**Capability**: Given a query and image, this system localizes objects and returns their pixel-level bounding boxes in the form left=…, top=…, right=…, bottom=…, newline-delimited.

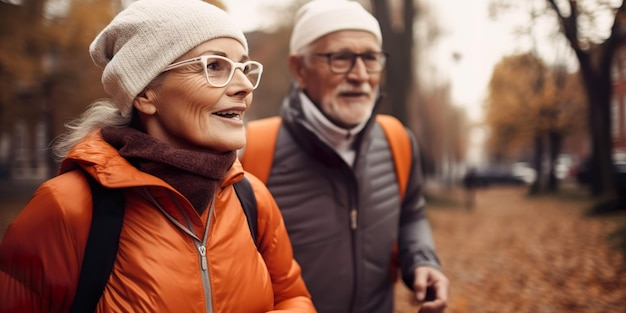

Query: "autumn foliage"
left=0, top=0, right=224, bottom=175
left=485, top=52, right=587, bottom=160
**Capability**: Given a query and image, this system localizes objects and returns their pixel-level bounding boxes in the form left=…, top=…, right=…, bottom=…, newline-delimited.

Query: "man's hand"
left=413, top=266, right=448, bottom=313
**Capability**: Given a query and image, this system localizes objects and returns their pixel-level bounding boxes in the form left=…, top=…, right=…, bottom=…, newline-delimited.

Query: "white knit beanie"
left=289, top=0, right=382, bottom=55
left=89, top=0, right=248, bottom=118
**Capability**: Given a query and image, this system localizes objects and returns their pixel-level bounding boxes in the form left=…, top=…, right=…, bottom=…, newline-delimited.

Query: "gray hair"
left=51, top=99, right=131, bottom=161
left=295, top=44, right=316, bottom=68
left=52, top=73, right=166, bottom=161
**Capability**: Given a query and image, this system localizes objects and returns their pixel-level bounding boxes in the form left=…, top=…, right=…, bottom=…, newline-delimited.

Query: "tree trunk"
left=545, top=0, right=622, bottom=197
left=547, top=130, right=562, bottom=192
left=579, top=64, right=615, bottom=196
left=371, top=0, right=414, bottom=124
left=530, top=133, right=545, bottom=194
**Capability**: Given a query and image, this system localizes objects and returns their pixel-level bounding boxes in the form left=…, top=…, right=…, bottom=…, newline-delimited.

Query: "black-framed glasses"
left=313, top=51, right=387, bottom=74
left=162, top=55, right=263, bottom=89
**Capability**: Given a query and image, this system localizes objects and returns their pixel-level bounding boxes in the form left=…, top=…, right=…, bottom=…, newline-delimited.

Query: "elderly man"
left=241, top=1, right=449, bottom=312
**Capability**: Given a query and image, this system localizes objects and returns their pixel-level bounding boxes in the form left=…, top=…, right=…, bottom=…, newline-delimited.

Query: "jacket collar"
left=59, top=130, right=244, bottom=190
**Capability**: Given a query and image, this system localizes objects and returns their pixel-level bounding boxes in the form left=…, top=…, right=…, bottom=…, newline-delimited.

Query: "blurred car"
left=472, top=166, right=527, bottom=187
left=573, top=157, right=626, bottom=192
left=555, top=154, right=578, bottom=180
left=511, top=162, right=536, bottom=184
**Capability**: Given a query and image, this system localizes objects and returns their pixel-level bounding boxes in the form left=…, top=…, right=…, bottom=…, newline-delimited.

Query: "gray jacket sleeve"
left=398, top=130, right=442, bottom=289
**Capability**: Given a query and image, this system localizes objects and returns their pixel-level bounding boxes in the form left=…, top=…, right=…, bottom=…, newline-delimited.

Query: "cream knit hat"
left=89, top=0, right=248, bottom=118
left=289, top=0, right=382, bottom=55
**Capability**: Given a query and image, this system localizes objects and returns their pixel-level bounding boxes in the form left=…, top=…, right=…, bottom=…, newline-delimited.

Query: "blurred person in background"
left=0, top=0, right=315, bottom=312
left=462, top=167, right=479, bottom=211
left=240, top=0, right=448, bottom=312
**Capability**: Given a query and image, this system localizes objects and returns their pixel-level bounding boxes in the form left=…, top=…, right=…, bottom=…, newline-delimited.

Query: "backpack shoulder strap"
left=71, top=175, right=259, bottom=312
left=241, top=116, right=282, bottom=184
left=377, top=115, right=413, bottom=281
left=242, top=115, right=411, bottom=197
left=376, top=114, right=412, bottom=200
left=233, top=176, right=258, bottom=247
left=71, top=175, right=125, bottom=313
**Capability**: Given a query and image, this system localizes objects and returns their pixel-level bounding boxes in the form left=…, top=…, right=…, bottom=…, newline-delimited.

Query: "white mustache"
left=336, top=83, right=372, bottom=94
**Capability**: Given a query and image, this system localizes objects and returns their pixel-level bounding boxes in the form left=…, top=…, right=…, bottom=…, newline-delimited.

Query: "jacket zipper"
left=197, top=195, right=215, bottom=313
left=141, top=189, right=215, bottom=313
left=198, top=246, right=208, bottom=270
left=195, top=236, right=212, bottom=313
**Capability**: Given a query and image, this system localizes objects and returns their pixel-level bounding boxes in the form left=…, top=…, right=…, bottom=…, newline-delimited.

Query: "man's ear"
left=288, top=55, right=306, bottom=90
left=133, top=88, right=157, bottom=115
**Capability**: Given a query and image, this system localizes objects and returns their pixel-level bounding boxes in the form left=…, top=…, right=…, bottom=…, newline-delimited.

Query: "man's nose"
left=346, top=57, right=370, bottom=81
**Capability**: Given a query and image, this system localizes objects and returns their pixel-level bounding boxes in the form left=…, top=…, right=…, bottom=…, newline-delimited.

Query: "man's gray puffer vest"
left=263, top=88, right=441, bottom=313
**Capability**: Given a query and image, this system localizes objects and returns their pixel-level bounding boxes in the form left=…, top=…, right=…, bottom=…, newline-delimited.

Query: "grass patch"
left=584, top=196, right=626, bottom=217
left=424, top=192, right=462, bottom=209
left=581, top=196, right=626, bottom=259
left=608, top=223, right=626, bottom=257
left=524, top=187, right=593, bottom=203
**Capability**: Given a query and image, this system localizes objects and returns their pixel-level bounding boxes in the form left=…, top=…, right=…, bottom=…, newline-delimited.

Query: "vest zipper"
left=350, top=206, right=358, bottom=312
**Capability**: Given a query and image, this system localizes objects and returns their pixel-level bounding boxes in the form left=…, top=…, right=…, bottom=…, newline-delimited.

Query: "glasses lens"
left=203, top=57, right=262, bottom=89
left=205, top=57, right=232, bottom=86
left=243, top=62, right=262, bottom=88
left=327, top=52, right=386, bottom=73
left=362, top=53, right=385, bottom=72
left=329, top=52, right=354, bottom=73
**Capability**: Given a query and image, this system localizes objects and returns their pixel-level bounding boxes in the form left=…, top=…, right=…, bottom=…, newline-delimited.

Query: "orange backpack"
left=240, top=114, right=412, bottom=280
left=241, top=114, right=412, bottom=197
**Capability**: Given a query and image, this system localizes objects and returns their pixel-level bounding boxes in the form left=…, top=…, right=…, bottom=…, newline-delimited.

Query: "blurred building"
left=0, top=120, right=49, bottom=181
left=612, top=36, right=626, bottom=157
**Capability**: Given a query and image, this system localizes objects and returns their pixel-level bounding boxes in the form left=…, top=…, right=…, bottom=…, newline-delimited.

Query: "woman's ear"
left=133, top=88, right=157, bottom=115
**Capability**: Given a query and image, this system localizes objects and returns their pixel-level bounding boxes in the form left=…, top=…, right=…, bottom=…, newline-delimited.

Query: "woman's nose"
left=229, top=68, right=254, bottom=94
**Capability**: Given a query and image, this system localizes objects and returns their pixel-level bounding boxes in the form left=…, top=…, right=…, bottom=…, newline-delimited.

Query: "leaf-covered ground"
left=394, top=186, right=626, bottom=313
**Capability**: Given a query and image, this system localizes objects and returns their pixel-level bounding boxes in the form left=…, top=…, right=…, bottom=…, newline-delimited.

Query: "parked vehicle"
left=511, top=162, right=536, bottom=184
left=573, top=157, right=626, bottom=192
left=471, top=165, right=527, bottom=187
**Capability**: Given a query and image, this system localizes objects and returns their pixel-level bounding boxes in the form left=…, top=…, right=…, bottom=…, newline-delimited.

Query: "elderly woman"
left=0, top=0, right=315, bottom=312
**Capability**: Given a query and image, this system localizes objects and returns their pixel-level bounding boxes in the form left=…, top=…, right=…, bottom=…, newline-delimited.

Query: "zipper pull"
left=350, top=209, right=357, bottom=230
left=198, top=245, right=207, bottom=271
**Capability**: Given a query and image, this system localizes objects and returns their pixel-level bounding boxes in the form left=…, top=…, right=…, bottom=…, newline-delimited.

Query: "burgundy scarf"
left=101, top=126, right=236, bottom=214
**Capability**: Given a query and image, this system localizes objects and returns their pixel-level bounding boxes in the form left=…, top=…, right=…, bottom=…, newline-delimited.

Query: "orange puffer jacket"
left=0, top=131, right=315, bottom=313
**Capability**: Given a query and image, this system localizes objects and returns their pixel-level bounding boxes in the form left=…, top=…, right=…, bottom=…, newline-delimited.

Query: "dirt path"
left=394, top=186, right=626, bottom=313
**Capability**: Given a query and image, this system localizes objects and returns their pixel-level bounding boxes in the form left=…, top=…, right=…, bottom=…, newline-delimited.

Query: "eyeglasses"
left=162, top=55, right=263, bottom=89
left=313, top=51, right=387, bottom=74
